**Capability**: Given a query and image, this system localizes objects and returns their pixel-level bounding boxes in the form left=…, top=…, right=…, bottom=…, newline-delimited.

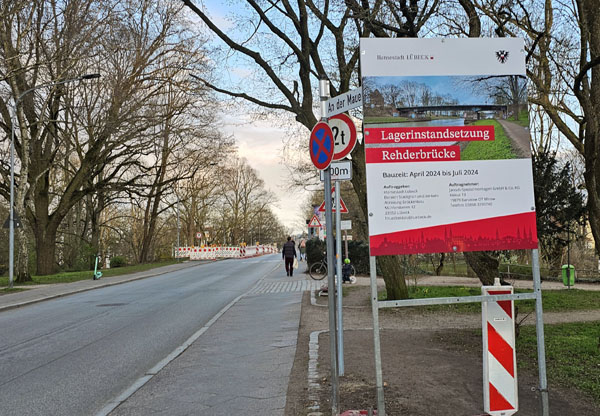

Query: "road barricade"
left=178, top=244, right=278, bottom=260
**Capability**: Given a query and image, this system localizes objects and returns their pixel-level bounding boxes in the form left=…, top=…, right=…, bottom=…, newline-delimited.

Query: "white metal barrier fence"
left=175, top=245, right=277, bottom=260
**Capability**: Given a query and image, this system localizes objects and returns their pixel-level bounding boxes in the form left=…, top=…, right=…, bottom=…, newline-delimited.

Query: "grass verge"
left=378, top=285, right=600, bottom=314
left=461, top=119, right=517, bottom=160
left=518, top=321, right=600, bottom=403
left=0, top=260, right=179, bottom=287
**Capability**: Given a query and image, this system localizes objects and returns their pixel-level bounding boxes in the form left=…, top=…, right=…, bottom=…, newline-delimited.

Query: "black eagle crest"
left=496, top=50, right=509, bottom=63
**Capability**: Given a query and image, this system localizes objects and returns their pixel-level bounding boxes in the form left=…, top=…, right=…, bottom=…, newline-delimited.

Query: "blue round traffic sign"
left=309, top=121, right=334, bottom=170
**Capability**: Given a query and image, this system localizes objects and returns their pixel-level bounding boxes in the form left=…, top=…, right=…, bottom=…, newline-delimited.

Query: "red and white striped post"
left=482, top=280, right=518, bottom=416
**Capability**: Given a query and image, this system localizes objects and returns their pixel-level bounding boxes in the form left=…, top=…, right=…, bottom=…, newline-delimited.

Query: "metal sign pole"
left=344, top=230, right=349, bottom=259
left=369, top=255, right=386, bottom=415
left=335, top=181, right=344, bottom=376
left=320, top=77, right=339, bottom=415
left=532, top=249, right=550, bottom=415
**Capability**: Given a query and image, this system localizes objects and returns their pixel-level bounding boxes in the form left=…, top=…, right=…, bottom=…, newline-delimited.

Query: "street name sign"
left=326, top=87, right=363, bottom=117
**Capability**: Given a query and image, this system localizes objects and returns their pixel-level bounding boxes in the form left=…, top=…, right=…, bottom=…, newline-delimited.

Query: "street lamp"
left=8, top=73, right=100, bottom=288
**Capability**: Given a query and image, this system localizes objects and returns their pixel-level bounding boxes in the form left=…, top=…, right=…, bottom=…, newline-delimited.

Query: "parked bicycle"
left=309, top=254, right=356, bottom=281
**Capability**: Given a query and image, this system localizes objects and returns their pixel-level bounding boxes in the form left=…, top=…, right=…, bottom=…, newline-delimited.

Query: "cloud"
left=222, top=117, right=310, bottom=234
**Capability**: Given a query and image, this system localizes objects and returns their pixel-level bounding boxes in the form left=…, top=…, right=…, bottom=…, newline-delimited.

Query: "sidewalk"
left=108, top=285, right=303, bottom=415
left=0, top=261, right=203, bottom=312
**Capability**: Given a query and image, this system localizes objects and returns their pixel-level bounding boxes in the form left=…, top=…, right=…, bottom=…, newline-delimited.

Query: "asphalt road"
left=0, top=255, right=280, bottom=415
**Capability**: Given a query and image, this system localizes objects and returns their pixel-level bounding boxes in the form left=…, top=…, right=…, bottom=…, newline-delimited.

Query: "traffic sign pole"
left=320, top=77, right=339, bottom=414
left=335, top=181, right=344, bottom=376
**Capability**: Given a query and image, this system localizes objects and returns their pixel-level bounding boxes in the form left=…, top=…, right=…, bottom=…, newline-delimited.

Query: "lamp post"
left=8, top=73, right=100, bottom=288
left=176, top=191, right=180, bottom=261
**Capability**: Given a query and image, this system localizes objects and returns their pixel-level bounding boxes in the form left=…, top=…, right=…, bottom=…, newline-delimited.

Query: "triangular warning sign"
left=318, top=187, right=349, bottom=213
left=308, top=214, right=322, bottom=228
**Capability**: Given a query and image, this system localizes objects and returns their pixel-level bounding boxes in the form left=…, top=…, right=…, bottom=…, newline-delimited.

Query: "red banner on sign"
left=365, top=146, right=461, bottom=163
left=369, top=212, right=538, bottom=256
left=365, top=125, right=495, bottom=144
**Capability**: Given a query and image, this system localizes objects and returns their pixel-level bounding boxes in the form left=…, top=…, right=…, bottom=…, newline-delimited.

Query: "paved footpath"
left=106, top=266, right=322, bottom=416
left=109, top=290, right=303, bottom=415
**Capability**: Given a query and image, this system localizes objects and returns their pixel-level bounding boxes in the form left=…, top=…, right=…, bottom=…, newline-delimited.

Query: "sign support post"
left=320, top=77, right=339, bottom=414
left=335, top=181, right=344, bottom=376
left=532, top=249, right=550, bottom=414
left=370, top=255, right=386, bottom=415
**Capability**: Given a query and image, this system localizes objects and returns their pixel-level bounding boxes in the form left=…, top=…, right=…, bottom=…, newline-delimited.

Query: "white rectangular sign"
left=361, top=38, right=538, bottom=256
left=326, top=87, right=363, bottom=117
left=320, top=160, right=352, bottom=181
left=340, top=220, right=352, bottom=230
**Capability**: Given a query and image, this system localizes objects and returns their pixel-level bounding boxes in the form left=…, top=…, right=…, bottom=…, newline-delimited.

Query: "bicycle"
left=309, top=255, right=356, bottom=281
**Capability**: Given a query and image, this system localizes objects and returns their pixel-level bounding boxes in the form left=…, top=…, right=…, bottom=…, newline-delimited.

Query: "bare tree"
left=217, top=156, right=277, bottom=245
left=0, top=0, right=222, bottom=277
left=182, top=0, right=443, bottom=299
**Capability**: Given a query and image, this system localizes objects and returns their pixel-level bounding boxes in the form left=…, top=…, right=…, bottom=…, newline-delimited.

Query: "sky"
left=220, top=115, right=312, bottom=234
left=188, top=1, right=314, bottom=234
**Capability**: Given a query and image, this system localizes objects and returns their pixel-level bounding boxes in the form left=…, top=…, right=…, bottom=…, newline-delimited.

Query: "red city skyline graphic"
left=369, top=212, right=538, bottom=255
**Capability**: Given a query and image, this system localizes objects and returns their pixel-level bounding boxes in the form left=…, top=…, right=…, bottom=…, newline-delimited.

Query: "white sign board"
left=340, top=220, right=352, bottom=230
left=326, top=87, right=363, bottom=117
left=320, top=160, right=352, bottom=182
left=361, top=38, right=537, bottom=257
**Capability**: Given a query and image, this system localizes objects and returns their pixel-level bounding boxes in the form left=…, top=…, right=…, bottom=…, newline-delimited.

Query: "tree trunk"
left=378, top=255, right=409, bottom=300
left=464, top=251, right=499, bottom=285
left=35, top=230, right=58, bottom=275
left=15, top=227, right=32, bottom=283
left=435, top=253, right=445, bottom=276
left=351, top=132, right=408, bottom=300
left=139, top=193, right=161, bottom=264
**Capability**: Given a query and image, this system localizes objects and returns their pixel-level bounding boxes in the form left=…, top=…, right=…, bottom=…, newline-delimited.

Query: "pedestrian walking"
left=299, top=238, right=306, bottom=261
left=282, top=236, right=297, bottom=277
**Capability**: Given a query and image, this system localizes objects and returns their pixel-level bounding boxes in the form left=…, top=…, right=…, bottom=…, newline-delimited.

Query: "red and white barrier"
left=482, top=283, right=518, bottom=416
left=175, top=244, right=276, bottom=260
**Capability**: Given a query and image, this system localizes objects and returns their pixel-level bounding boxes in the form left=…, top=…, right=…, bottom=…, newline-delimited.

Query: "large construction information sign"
left=361, top=38, right=538, bottom=255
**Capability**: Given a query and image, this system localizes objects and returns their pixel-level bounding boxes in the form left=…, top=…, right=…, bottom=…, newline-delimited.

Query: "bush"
left=110, top=256, right=127, bottom=268
left=346, top=240, right=371, bottom=275
left=306, top=238, right=326, bottom=265
left=305, top=238, right=373, bottom=276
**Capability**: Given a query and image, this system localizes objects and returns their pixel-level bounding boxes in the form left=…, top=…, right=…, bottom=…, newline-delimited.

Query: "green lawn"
left=0, top=260, right=178, bottom=287
left=364, top=116, right=411, bottom=124
left=518, top=322, right=600, bottom=403
left=508, top=110, right=530, bottom=127
left=379, top=285, right=600, bottom=314
left=460, top=119, right=517, bottom=160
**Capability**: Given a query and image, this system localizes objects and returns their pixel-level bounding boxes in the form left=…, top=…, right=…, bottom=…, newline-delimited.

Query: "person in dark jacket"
left=282, top=236, right=297, bottom=277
